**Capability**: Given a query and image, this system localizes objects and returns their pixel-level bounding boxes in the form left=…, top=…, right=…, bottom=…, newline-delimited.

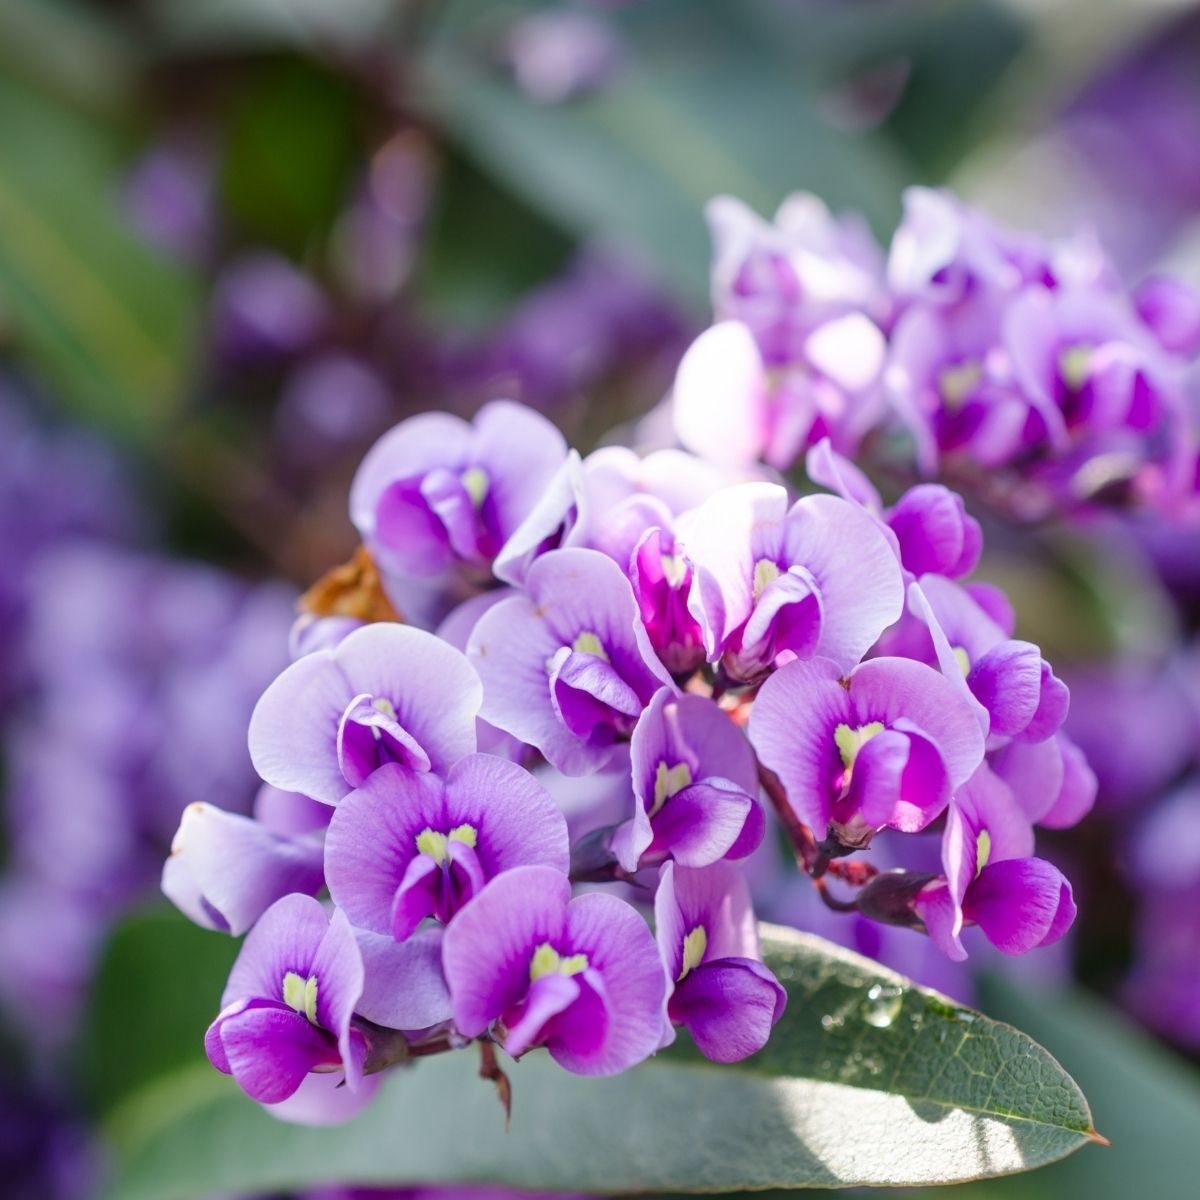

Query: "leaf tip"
left=1086, top=1128, right=1112, bottom=1147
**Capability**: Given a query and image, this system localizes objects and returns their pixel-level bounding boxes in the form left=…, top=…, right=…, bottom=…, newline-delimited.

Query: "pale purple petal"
left=780, top=494, right=905, bottom=673
left=254, top=784, right=332, bottom=837
left=249, top=624, right=482, bottom=804
left=1039, top=734, right=1097, bottom=830
left=555, top=890, right=667, bottom=1074
left=353, top=927, right=452, bottom=1031
left=469, top=548, right=674, bottom=775
left=680, top=482, right=788, bottom=661
left=263, top=1068, right=381, bottom=1126
left=325, top=758, right=569, bottom=937
left=655, top=861, right=760, bottom=973
left=673, top=321, right=768, bottom=468
left=311, top=908, right=367, bottom=1084
left=162, top=802, right=325, bottom=936
left=748, top=656, right=851, bottom=831
left=848, top=657, right=985, bottom=790
left=222, top=893, right=331, bottom=1009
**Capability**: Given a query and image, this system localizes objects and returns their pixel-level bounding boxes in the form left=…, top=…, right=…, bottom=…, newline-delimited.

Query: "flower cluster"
left=169, top=391, right=1091, bottom=1122
left=673, top=188, right=1200, bottom=518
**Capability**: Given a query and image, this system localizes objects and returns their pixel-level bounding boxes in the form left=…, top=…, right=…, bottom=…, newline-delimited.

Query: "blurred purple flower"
left=505, top=10, right=622, bottom=105
left=122, top=138, right=216, bottom=263
left=212, top=253, right=329, bottom=364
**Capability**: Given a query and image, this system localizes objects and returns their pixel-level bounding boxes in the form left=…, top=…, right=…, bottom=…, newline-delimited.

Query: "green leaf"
left=900, top=975, right=1200, bottom=1198
left=0, top=72, right=200, bottom=441
left=101, top=924, right=1097, bottom=1199
left=219, top=57, right=364, bottom=256
left=415, top=0, right=908, bottom=308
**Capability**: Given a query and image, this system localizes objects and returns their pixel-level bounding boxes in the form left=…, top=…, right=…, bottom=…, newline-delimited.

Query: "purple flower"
left=886, top=187, right=1060, bottom=311
left=989, top=732, right=1097, bottom=831
left=682, top=483, right=904, bottom=680
left=122, top=138, right=215, bottom=263
left=627, top=524, right=706, bottom=676
left=350, top=400, right=567, bottom=580
left=673, top=192, right=887, bottom=469
left=467, top=548, right=675, bottom=774
left=655, top=861, right=786, bottom=1063
left=505, top=10, right=622, bottom=105
left=886, top=486, right=982, bottom=579
left=916, top=766, right=1076, bottom=960
left=749, top=656, right=985, bottom=846
left=1062, top=657, right=1196, bottom=810
left=162, top=801, right=325, bottom=936
left=248, top=623, right=482, bottom=804
left=900, top=577, right=1069, bottom=742
left=206, top=895, right=367, bottom=1106
left=806, top=438, right=982, bottom=579
left=674, top=317, right=887, bottom=471
left=212, top=253, right=329, bottom=364
left=324, top=757, right=570, bottom=941
left=1133, top=275, right=1200, bottom=358
left=441, top=865, right=667, bottom=1075
left=1125, top=784, right=1200, bottom=1046
left=611, top=689, right=763, bottom=872
left=708, top=192, right=885, bottom=359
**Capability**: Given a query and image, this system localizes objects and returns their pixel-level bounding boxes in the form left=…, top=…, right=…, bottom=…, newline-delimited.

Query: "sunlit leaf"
left=100, top=924, right=1097, bottom=1198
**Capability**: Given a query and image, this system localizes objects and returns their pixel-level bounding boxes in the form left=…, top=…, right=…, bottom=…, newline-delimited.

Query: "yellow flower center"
left=282, top=971, right=319, bottom=1025
left=529, top=943, right=589, bottom=982
left=415, top=823, right=479, bottom=865
left=678, top=925, right=708, bottom=981
left=650, top=761, right=693, bottom=817
left=834, top=721, right=886, bottom=771
left=572, top=631, right=609, bottom=661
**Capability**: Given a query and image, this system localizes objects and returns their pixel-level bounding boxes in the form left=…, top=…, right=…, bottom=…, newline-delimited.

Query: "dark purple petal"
left=886, top=485, right=982, bottom=579
left=503, top=973, right=581, bottom=1059
left=967, top=641, right=1044, bottom=738
left=965, top=857, right=1076, bottom=955
left=670, top=958, right=786, bottom=1063
left=217, top=1005, right=340, bottom=1104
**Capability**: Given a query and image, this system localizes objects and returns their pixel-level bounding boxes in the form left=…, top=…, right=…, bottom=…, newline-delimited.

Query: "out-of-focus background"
left=3, top=1, right=1200, bottom=1197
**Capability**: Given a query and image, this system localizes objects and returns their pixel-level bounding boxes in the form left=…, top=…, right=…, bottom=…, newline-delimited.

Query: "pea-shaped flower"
left=442, top=866, right=667, bottom=1075
left=681, top=483, right=904, bottom=681
left=468, top=548, right=675, bottom=775
left=611, top=689, right=763, bottom=872
left=350, top=400, right=568, bottom=578
left=749, top=655, right=984, bottom=847
left=248, top=623, right=482, bottom=804
left=916, top=765, right=1076, bottom=960
left=205, top=895, right=366, bottom=1106
left=656, top=861, right=786, bottom=1063
left=324, top=757, right=570, bottom=941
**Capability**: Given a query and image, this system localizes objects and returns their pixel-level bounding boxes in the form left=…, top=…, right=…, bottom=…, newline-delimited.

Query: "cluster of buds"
left=674, top=188, right=1200, bottom=518
left=164, top=377, right=1093, bottom=1122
